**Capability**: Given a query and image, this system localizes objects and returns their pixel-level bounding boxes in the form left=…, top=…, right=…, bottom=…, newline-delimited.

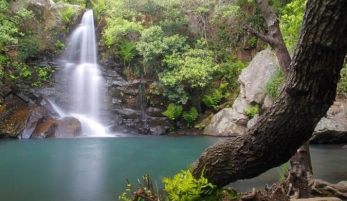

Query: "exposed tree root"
left=232, top=169, right=347, bottom=201
left=308, top=174, right=347, bottom=199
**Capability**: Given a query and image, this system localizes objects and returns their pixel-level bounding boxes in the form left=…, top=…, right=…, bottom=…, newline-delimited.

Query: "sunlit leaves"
left=0, top=1, right=33, bottom=49
left=137, top=26, right=186, bottom=63
left=160, top=39, right=216, bottom=104
left=280, top=0, right=306, bottom=52
left=102, top=18, right=143, bottom=47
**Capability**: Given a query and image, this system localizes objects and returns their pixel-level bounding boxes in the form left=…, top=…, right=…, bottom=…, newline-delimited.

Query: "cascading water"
left=58, top=9, right=107, bottom=136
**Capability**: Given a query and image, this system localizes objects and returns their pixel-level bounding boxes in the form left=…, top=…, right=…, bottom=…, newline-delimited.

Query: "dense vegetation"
left=0, top=0, right=311, bottom=120
left=2, top=0, right=347, bottom=200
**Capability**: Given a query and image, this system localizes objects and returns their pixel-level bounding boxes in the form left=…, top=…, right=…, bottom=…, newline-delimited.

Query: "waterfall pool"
left=0, top=136, right=346, bottom=201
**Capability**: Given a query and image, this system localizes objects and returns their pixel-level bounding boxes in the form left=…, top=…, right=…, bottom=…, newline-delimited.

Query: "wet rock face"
left=0, top=97, right=48, bottom=138
left=30, top=116, right=81, bottom=138
left=102, top=67, right=174, bottom=135
left=0, top=96, right=81, bottom=139
left=54, top=116, right=81, bottom=138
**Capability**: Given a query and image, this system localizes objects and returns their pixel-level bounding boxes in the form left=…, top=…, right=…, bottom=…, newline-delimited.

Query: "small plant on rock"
left=245, top=105, right=259, bottom=118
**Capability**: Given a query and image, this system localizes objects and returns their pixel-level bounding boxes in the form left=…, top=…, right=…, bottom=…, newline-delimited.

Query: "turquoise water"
left=0, top=136, right=346, bottom=201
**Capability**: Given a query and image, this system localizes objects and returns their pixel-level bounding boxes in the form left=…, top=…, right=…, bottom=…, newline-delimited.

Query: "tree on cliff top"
left=191, top=0, right=347, bottom=191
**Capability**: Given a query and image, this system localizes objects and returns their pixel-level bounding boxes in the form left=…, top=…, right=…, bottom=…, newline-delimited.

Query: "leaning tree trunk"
left=192, top=0, right=347, bottom=188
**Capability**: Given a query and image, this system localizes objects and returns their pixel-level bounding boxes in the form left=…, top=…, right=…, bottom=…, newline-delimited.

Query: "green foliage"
left=337, top=64, right=347, bottom=97
left=18, top=35, right=42, bottom=61
left=162, top=103, right=183, bottom=121
left=54, top=40, right=65, bottom=54
left=5, top=61, right=54, bottom=87
left=116, top=40, right=137, bottom=64
left=59, top=6, right=74, bottom=24
left=247, top=36, right=258, bottom=48
left=0, top=55, right=8, bottom=79
left=276, top=163, right=289, bottom=181
left=279, top=0, right=306, bottom=52
left=91, top=0, right=107, bottom=20
left=183, top=107, right=198, bottom=127
left=202, top=89, right=223, bottom=110
left=245, top=105, right=259, bottom=118
left=55, top=40, right=65, bottom=49
left=162, top=169, right=216, bottom=201
left=137, top=26, right=186, bottom=65
left=103, top=17, right=143, bottom=47
left=0, top=1, right=33, bottom=49
left=160, top=39, right=216, bottom=104
left=265, top=67, right=285, bottom=100
left=31, top=66, right=55, bottom=87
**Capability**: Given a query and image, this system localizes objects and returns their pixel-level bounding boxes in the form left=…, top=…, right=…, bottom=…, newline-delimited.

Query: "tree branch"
left=192, top=0, right=347, bottom=188
left=242, top=0, right=291, bottom=78
left=242, top=25, right=275, bottom=45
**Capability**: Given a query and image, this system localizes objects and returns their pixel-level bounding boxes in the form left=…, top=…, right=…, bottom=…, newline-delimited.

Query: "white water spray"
left=60, top=10, right=106, bottom=136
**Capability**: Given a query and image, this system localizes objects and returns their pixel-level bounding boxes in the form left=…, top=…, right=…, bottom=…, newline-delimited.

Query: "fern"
left=162, top=169, right=215, bottom=201
left=116, top=40, right=136, bottom=64
left=162, top=103, right=183, bottom=121
left=183, top=107, right=198, bottom=127
left=202, top=89, right=223, bottom=109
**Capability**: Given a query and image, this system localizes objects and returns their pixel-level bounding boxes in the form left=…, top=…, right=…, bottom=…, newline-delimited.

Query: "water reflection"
left=0, top=137, right=345, bottom=201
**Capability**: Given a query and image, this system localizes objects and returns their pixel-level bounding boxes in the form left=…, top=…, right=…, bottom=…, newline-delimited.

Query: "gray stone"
left=310, top=101, right=347, bottom=143
left=204, top=49, right=278, bottom=136
left=239, top=48, right=279, bottom=104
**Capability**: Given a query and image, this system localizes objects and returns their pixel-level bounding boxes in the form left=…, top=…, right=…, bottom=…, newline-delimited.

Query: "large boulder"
left=0, top=97, right=48, bottom=138
left=205, top=49, right=347, bottom=143
left=310, top=100, right=347, bottom=143
left=0, top=96, right=81, bottom=139
left=204, top=49, right=278, bottom=136
left=30, top=116, right=81, bottom=138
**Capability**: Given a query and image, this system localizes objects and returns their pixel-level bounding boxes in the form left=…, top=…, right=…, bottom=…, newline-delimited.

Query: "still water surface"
left=0, top=136, right=346, bottom=201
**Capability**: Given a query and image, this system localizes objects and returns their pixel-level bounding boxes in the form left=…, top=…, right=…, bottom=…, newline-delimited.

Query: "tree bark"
left=192, top=0, right=347, bottom=188
left=243, top=0, right=291, bottom=78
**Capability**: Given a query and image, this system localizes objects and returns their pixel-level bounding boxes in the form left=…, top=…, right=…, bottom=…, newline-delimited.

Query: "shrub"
left=18, top=35, right=42, bottom=61
left=245, top=105, right=259, bottom=118
left=183, top=107, right=198, bottom=127
left=247, top=36, right=258, bottom=48
left=162, top=169, right=216, bottom=201
left=116, top=40, right=136, bottom=64
left=162, top=103, right=183, bottom=121
left=202, top=89, right=223, bottom=110
left=59, top=6, right=74, bottom=24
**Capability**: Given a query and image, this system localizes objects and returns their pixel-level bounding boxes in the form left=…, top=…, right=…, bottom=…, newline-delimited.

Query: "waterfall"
left=59, top=10, right=107, bottom=136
